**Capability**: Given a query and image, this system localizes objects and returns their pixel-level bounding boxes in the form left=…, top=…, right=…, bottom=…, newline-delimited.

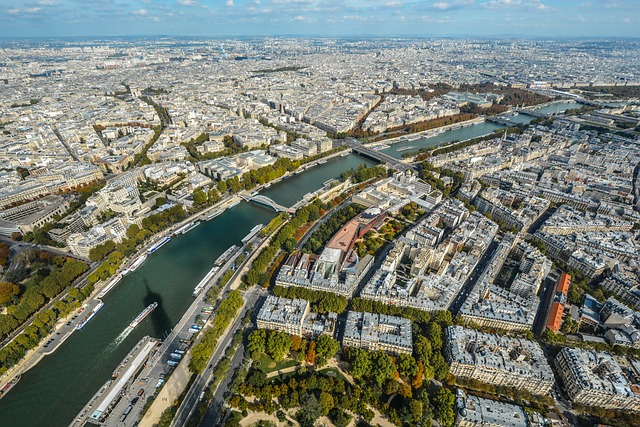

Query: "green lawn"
left=254, top=354, right=299, bottom=374
left=317, top=367, right=349, bottom=383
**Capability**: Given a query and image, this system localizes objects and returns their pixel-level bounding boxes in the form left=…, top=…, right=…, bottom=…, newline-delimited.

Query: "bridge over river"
left=240, top=194, right=296, bottom=213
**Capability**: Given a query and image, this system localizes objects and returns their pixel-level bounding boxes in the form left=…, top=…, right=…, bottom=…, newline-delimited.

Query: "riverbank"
left=366, top=116, right=486, bottom=148
left=142, top=173, right=368, bottom=426
left=0, top=153, right=378, bottom=427
left=0, top=193, right=243, bottom=398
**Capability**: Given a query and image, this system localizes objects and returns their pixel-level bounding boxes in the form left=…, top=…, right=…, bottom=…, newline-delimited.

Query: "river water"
left=380, top=121, right=504, bottom=159
left=379, top=101, right=583, bottom=160
left=0, top=153, right=374, bottom=427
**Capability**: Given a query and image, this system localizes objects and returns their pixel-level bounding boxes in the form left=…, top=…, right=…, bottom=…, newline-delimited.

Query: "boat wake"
left=109, top=327, right=132, bottom=350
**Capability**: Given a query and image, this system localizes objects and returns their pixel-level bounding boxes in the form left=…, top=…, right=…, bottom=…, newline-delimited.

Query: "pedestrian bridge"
left=240, top=194, right=296, bottom=213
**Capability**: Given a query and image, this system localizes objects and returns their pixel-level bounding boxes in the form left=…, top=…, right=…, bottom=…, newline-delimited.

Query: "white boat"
left=173, top=222, right=192, bottom=235
left=128, top=254, right=147, bottom=273
left=98, top=276, right=122, bottom=298
left=147, top=236, right=171, bottom=254
left=207, top=209, right=224, bottom=220
left=76, top=302, right=104, bottom=331
left=317, top=159, right=327, bottom=164
left=181, top=221, right=200, bottom=235
left=396, top=146, right=416, bottom=152
left=128, top=302, right=158, bottom=329
left=215, top=245, right=238, bottom=267
left=193, top=266, right=219, bottom=297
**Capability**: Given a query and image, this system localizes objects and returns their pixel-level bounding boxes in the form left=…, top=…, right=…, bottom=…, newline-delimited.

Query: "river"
left=380, top=121, right=505, bottom=159
left=532, top=101, right=583, bottom=114
left=0, top=153, right=375, bottom=427
left=379, top=100, right=586, bottom=160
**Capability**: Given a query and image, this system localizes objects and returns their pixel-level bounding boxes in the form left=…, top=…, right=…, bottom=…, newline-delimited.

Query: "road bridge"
left=344, top=138, right=417, bottom=172
left=485, top=116, right=522, bottom=127
left=513, top=107, right=551, bottom=118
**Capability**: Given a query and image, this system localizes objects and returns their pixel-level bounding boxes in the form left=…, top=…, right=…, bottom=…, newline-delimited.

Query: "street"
left=170, top=286, right=264, bottom=427
left=198, top=339, right=246, bottom=427
left=449, top=240, right=499, bottom=315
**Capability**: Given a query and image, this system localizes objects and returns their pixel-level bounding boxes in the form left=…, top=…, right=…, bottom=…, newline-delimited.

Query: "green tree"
left=432, top=352, right=450, bottom=381
left=296, top=393, right=322, bottom=427
left=266, top=330, right=291, bottom=361
left=217, top=180, right=227, bottom=193
left=0, top=243, right=10, bottom=267
left=126, top=224, right=141, bottom=240
left=407, top=399, right=424, bottom=424
left=427, top=322, right=443, bottom=350
left=193, top=189, right=208, bottom=206
left=248, top=329, right=267, bottom=356
left=282, top=237, right=297, bottom=253
left=432, top=387, right=455, bottom=427
left=414, top=335, right=433, bottom=362
left=371, top=351, right=396, bottom=386
left=318, top=391, right=334, bottom=415
left=329, top=408, right=352, bottom=427
left=315, top=335, right=340, bottom=361
left=397, top=353, right=418, bottom=378
left=348, top=347, right=371, bottom=379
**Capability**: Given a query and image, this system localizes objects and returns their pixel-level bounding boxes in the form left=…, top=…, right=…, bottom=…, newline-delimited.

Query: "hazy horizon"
left=1, top=0, right=638, bottom=39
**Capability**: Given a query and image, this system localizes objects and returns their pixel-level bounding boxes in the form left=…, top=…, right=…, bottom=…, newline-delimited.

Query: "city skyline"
left=1, top=0, right=639, bottom=38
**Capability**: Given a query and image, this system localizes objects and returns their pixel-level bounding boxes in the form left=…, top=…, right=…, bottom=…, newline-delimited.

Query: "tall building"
left=445, top=326, right=554, bottom=395
left=256, top=295, right=336, bottom=338
left=555, top=347, right=640, bottom=411
left=342, top=311, right=413, bottom=355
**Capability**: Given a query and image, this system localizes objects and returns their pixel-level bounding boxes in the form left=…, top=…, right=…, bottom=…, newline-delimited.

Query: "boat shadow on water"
left=142, top=282, right=172, bottom=339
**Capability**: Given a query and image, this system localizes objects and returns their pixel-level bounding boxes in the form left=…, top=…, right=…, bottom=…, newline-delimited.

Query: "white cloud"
left=294, top=15, right=304, bottom=20
left=7, top=8, right=20, bottom=14
left=35, top=0, right=57, bottom=5
left=385, top=1, right=403, bottom=7
left=420, top=15, right=453, bottom=23
left=342, top=14, right=367, bottom=21
left=25, top=7, right=42, bottom=13
left=226, top=0, right=234, bottom=5
left=133, top=8, right=148, bottom=15
left=430, top=0, right=473, bottom=10
left=482, top=0, right=554, bottom=11
left=271, top=0, right=313, bottom=4
left=177, top=0, right=198, bottom=6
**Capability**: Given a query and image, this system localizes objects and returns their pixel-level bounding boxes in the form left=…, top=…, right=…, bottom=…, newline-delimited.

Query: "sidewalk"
left=139, top=352, right=193, bottom=427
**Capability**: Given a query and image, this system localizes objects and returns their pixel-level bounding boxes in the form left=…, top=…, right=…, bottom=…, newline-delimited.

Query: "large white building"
left=66, top=217, right=128, bottom=258
left=455, top=390, right=528, bottom=427
left=445, top=326, right=554, bottom=395
left=555, top=347, right=640, bottom=411
left=256, top=295, right=336, bottom=338
left=342, top=311, right=413, bottom=355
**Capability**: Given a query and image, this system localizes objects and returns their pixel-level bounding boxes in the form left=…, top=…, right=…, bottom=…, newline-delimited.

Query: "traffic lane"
left=200, top=328, right=247, bottom=427
left=172, top=289, right=260, bottom=426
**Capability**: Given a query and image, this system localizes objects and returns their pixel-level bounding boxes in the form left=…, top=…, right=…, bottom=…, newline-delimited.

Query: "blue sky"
left=0, top=0, right=638, bottom=38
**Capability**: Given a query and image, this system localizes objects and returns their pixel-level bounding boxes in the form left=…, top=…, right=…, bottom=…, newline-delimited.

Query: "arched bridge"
left=240, top=194, right=296, bottom=213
